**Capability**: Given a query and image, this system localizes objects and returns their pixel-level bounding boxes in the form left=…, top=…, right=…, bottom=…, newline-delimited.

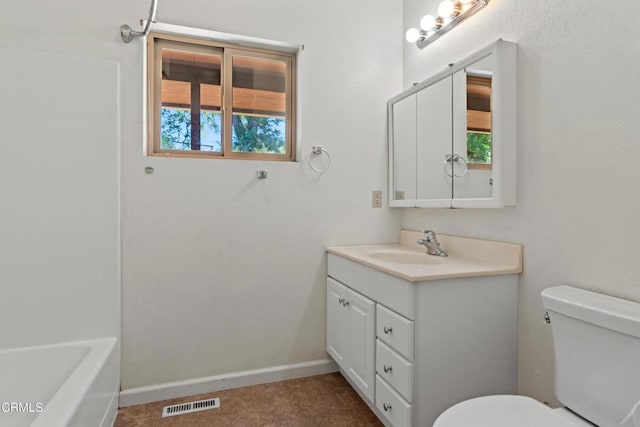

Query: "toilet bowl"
left=433, top=285, right=640, bottom=427
left=434, top=395, right=592, bottom=427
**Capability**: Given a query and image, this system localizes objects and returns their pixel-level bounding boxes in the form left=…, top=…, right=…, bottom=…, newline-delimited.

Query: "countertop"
left=327, top=230, right=522, bottom=282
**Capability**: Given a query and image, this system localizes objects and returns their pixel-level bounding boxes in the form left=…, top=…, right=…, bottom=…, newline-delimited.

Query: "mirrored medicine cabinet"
left=388, top=39, right=517, bottom=208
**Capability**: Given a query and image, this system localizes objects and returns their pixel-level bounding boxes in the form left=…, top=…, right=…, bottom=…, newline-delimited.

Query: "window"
left=148, top=33, right=296, bottom=160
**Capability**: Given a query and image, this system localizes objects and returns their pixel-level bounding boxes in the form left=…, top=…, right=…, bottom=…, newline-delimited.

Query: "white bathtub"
left=0, top=338, right=119, bottom=427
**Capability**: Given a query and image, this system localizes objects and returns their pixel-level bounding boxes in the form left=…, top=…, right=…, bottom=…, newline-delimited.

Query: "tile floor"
left=115, top=373, right=383, bottom=426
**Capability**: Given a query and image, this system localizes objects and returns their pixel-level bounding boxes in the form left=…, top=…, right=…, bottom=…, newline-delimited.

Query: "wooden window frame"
left=147, top=33, right=296, bottom=161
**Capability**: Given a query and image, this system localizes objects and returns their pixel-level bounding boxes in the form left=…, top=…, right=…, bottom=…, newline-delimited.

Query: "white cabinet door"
left=327, top=278, right=349, bottom=370
left=450, top=42, right=517, bottom=207
left=391, top=93, right=417, bottom=201
left=345, top=286, right=375, bottom=403
left=452, top=61, right=493, bottom=201
left=416, top=75, right=453, bottom=205
left=326, top=278, right=376, bottom=403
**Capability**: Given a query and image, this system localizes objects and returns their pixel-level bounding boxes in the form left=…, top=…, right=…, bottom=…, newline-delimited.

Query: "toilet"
left=434, top=285, right=640, bottom=427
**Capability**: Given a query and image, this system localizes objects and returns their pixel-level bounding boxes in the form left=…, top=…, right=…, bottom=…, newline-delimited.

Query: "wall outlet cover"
left=372, top=191, right=382, bottom=208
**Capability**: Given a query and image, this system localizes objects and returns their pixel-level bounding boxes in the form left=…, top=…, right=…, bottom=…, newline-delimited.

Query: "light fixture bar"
left=414, top=0, right=490, bottom=49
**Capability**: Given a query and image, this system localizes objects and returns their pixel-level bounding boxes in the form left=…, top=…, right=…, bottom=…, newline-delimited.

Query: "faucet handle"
left=422, top=230, right=436, bottom=241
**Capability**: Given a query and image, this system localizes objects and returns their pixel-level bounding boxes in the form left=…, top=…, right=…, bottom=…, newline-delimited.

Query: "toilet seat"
left=434, top=395, right=592, bottom=427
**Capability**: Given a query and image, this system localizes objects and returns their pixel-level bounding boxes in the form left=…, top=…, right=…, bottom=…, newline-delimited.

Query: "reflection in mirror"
left=392, top=94, right=417, bottom=201
left=466, top=74, right=492, bottom=170
left=417, top=76, right=453, bottom=201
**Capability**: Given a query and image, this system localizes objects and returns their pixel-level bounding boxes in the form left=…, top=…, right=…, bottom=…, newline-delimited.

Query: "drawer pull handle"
left=343, top=300, right=350, bottom=307
left=338, top=298, right=344, bottom=304
left=383, top=403, right=392, bottom=412
left=383, top=364, right=393, bottom=373
left=383, top=326, right=393, bottom=334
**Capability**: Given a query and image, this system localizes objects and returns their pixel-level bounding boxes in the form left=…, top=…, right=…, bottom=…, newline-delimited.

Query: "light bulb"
left=437, top=0, right=455, bottom=18
left=459, top=0, right=473, bottom=11
left=420, top=14, right=436, bottom=31
left=405, top=27, right=421, bottom=43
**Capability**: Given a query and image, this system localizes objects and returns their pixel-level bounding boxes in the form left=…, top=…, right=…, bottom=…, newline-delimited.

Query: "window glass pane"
left=200, top=83, right=221, bottom=152
left=161, top=104, right=190, bottom=150
left=231, top=56, right=287, bottom=154
left=161, top=48, right=222, bottom=152
left=467, top=131, right=492, bottom=164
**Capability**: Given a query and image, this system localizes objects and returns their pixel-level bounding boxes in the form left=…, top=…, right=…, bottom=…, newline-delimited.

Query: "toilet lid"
left=434, top=395, right=580, bottom=427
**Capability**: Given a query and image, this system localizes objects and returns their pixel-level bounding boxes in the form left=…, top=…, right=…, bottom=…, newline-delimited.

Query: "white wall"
left=1, top=0, right=403, bottom=390
left=402, top=0, right=640, bottom=404
left=0, top=48, right=120, bottom=349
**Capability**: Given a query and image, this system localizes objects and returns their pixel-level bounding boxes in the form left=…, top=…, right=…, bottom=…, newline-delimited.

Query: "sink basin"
left=368, top=250, right=443, bottom=264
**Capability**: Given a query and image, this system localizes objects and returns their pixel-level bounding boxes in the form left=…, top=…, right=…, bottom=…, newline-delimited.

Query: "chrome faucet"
left=417, top=230, right=448, bottom=257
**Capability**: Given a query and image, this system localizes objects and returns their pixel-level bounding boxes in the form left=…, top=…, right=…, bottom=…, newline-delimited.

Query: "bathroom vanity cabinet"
left=326, top=232, right=522, bottom=427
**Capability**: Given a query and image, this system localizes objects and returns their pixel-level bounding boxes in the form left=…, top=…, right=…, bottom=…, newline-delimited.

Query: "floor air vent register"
left=162, top=397, right=221, bottom=417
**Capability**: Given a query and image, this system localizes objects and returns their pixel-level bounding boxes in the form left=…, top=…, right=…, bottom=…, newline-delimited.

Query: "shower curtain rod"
left=120, top=0, right=158, bottom=43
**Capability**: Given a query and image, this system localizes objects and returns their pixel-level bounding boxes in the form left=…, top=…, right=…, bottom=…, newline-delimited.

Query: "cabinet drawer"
left=377, top=305, right=414, bottom=361
left=376, top=340, right=413, bottom=403
left=375, top=375, right=412, bottom=427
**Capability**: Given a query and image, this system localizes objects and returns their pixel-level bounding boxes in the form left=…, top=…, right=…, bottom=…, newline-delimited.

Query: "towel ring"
left=309, top=145, right=331, bottom=173
left=443, top=153, right=468, bottom=178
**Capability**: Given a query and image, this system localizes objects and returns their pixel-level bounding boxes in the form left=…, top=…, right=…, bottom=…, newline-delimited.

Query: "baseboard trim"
left=118, top=359, right=338, bottom=407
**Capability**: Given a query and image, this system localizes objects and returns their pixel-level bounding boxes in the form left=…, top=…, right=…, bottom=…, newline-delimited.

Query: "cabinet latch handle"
left=383, top=326, right=393, bottom=334
left=383, top=403, right=392, bottom=412
left=383, top=364, right=393, bottom=373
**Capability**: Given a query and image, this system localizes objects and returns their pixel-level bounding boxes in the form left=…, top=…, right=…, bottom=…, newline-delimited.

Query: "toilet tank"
left=542, top=286, right=640, bottom=427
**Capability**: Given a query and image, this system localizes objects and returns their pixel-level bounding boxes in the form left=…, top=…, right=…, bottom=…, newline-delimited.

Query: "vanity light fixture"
left=406, top=0, right=490, bottom=49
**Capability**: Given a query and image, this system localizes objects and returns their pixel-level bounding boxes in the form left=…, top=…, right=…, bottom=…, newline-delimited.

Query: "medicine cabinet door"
left=391, top=93, right=417, bottom=201
left=416, top=75, right=453, bottom=205
left=451, top=40, right=517, bottom=208
left=451, top=54, right=494, bottom=201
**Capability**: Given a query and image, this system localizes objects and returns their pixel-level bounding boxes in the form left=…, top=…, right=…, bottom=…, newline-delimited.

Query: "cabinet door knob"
left=383, top=326, right=393, bottom=334
left=343, top=300, right=350, bottom=307
left=383, top=403, right=392, bottom=412
left=338, top=297, right=345, bottom=304
left=383, top=364, right=393, bottom=373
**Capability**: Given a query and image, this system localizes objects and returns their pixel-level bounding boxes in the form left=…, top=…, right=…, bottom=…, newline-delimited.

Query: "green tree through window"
left=467, top=132, right=492, bottom=164
left=232, top=115, right=285, bottom=153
